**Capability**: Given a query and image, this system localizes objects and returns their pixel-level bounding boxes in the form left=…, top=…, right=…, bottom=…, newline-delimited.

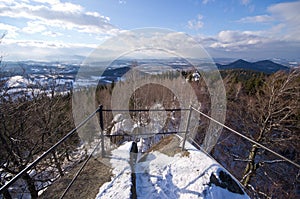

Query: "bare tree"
left=221, top=69, right=300, bottom=198
left=0, top=67, right=79, bottom=198
left=241, top=69, right=300, bottom=186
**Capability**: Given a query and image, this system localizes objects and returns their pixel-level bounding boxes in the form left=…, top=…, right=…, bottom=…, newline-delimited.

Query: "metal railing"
left=186, top=105, right=300, bottom=198
left=1, top=104, right=299, bottom=198
left=0, top=105, right=190, bottom=198
left=99, top=107, right=190, bottom=156
left=188, top=105, right=300, bottom=169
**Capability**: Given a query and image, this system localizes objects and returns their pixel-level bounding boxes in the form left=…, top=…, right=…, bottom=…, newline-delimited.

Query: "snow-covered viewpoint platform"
left=96, top=135, right=249, bottom=199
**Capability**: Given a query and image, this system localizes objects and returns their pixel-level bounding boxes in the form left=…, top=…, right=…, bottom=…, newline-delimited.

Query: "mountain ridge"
left=216, top=59, right=289, bottom=74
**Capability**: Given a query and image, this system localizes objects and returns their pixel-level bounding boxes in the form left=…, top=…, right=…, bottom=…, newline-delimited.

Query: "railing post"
left=98, top=105, right=105, bottom=158
left=182, top=105, right=193, bottom=151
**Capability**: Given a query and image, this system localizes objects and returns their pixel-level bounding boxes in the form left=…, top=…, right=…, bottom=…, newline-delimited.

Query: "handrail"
left=0, top=106, right=189, bottom=196
left=103, top=108, right=190, bottom=112
left=2, top=104, right=299, bottom=198
left=104, top=131, right=186, bottom=137
left=190, top=105, right=300, bottom=169
left=0, top=106, right=101, bottom=194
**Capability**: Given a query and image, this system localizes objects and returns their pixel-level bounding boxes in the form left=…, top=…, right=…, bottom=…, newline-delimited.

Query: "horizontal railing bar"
left=102, top=108, right=190, bottom=112
left=0, top=107, right=101, bottom=194
left=104, top=131, right=186, bottom=137
left=190, top=106, right=300, bottom=169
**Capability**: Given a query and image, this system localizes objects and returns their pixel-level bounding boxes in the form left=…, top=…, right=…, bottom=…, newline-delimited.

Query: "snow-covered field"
left=96, top=138, right=249, bottom=199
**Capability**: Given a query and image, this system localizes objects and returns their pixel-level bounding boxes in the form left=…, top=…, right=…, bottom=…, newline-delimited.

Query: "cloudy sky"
left=0, top=0, right=299, bottom=62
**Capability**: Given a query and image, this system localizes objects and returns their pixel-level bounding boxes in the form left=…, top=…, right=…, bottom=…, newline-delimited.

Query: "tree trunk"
left=2, top=190, right=12, bottom=199
left=241, top=117, right=269, bottom=187
left=52, top=151, right=64, bottom=177
left=241, top=144, right=259, bottom=186
left=65, top=149, right=71, bottom=162
left=0, top=182, right=12, bottom=199
left=22, top=173, right=38, bottom=199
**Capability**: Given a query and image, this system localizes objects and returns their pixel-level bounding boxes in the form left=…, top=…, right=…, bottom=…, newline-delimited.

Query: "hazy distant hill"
left=216, top=59, right=290, bottom=74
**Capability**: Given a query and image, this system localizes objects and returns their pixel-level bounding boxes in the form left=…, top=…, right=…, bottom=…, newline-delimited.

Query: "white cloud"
left=200, top=1, right=300, bottom=59
left=83, top=29, right=215, bottom=62
left=202, top=0, right=214, bottom=4
left=236, top=1, right=300, bottom=41
left=0, top=0, right=15, bottom=5
left=0, top=23, right=19, bottom=38
left=22, top=21, right=46, bottom=34
left=218, top=30, right=262, bottom=43
left=268, top=1, right=300, bottom=41
left=0, top=38, right=97, bottom=61
left=206, top=1, right=300, bottom=59
left=118, top=0, right=126, bottom=4
left=195, top=26, right=300, bottom=60
left=2, top=38, right=98, bottom=49
left=1, top=1, right=299, bottom=61
left=237, top=15, right=273, bottom=23
left=0, top=0, right=118, bottom=35
left=42, top=31, right=63, bottom=37
left=30, top=0, right=59, bottom=4
left=207, top=30, right=268, bottom=51
left=0, top=0, right=120, bottom=61
left=241, top=0, right=250, bottom=6
left=51, top=2, right=83, bottom=13
left=187, top=15, right=204, bottom=30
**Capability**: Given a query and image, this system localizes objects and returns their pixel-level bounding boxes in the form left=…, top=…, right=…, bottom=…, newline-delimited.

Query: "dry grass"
left=180, top=150, right=190, bottom=157
left=40, top=158, right=112, bottom=199
left=147, top=135, right=189, bottom=157
left=138, top=135, right=191, bottom=164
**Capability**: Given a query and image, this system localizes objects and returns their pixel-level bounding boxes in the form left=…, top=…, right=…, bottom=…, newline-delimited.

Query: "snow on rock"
left=112, top=114, right=124, bottom=123
left=135, top=140, right=248, bottom=199
left=108, top=104, right=178, bottom=153
left=110, top=114, right=135, bottom=138
left=96, top=136, right=249, bottom=199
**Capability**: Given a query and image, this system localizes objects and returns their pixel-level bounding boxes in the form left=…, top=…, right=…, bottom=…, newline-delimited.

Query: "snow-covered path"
left=96, top=136, right=249, bottom=199
left=96, top=142, right=133, bottom=199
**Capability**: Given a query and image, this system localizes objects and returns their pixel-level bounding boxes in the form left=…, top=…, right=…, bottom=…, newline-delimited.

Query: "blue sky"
left=0, top=0, right=299, bottom=62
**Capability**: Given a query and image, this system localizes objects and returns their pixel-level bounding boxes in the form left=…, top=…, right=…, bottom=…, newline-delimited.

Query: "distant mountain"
left=102, top=66, right=131, bottom=77
left=216, top=59, right=290, bottom=74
